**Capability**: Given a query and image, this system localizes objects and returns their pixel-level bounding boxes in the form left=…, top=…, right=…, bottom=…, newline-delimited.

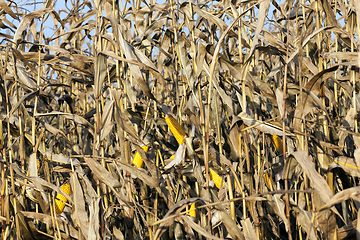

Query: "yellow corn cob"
left=210, top=168, right=224, bottom=189
left=55, top=182, right=71, bottom=214
left=132, top=146, right=150, bottom=168
left=189, top=203, right=196, bottom=218
left=271, top=135, right=287, bottom=154
left=165, top=115, right=186, bottom=145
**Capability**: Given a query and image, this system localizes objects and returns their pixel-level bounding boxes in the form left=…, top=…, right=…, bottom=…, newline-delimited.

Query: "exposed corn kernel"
left=165, top=115, right=186, bottom=145
left=189, top=203, right=196, bottom=218
left=132, top=146, right=150, bottom=168
left=55, top=182, right=71, bottom=214
left=271, top=135, right=287, bottom=154
left=210, top=168, right=224, bottom=189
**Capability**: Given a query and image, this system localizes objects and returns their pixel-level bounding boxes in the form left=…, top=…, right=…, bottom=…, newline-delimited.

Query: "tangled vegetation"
left=1, top=0, right=360, bottom=239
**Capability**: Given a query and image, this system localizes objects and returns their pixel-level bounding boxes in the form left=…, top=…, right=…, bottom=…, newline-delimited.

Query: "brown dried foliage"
left=0, top=0, right=360, bottom=239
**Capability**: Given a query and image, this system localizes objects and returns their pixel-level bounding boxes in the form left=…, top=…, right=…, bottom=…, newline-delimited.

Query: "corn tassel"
left=210, top=168, right=224, bottom=189
left=189, top=203, right=196, bottom=218
left=132, top=146, right=150, bottom=168
left=55, top=182, right=71, bottom=214
left=165, top=115, right=186, bottom=145
left=271, top=135, right=287, bottom=154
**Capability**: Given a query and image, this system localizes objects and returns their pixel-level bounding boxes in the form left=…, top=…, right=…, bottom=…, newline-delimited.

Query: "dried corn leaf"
left=154, top=198, right=204, bottom=239
left=114, top=104, right=144, bottom=146
left=271, top=194, right=289, bottom=232
left=293, top=206, right=316, bottom=240
left=293, top=65, right=339, bottom=128
left=100, top=100, right=114, bottom=141
left=181, top=215, right=223, bottom=240
left=28, top=153, right=37, bottom=177
left=338, top=108, right=356, bottom=150
left=164, top=143, right=186, bottom=171
left=239, top=112, right=294, bottom=136
left=12, top=163, right=73, bottom=203
left=241, top=218, right=257, bottom=240
left=88, top=197, right=101, bottom=240
left=354, top=1, right=360, bottom=42
left=13, top=8, right=60, bottom=47
left=43, top=122, right=66, bottom=139
left=0, top=0, right=18, bottom=20
left=330, top=156, right=360, bottom=178
left=94, top=52, right=107, bottom=99
left=117, top=25, right=156, bottom=100
left=291, top=151, right=332, bottom=203
left=318, top=186, right=360, bottom=211
left=16, top=65, right=37, bottom=90
left=44, top=152, right=81, bottom=165
left=115, top=159, right=160, bottom=188
left=20, top=211, right=79, bottom=238
left=84, top=157, right=121, bottom=188
left=276, top=88, right=284, bottom=119
left=246, top=0, right=270, bottom=62
left=35, top=111, right=93, bottom=130
left=203, top=62, right=234, bottom=112
left=71, top=172, right=90, bottom=239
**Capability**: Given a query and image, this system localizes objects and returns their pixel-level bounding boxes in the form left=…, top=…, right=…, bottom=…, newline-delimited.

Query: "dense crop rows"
left=0, top=0, right=360, bottom=239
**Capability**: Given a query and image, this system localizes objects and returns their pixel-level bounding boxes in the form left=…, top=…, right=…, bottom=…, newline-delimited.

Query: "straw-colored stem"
left=239, top=132, right=246, bottom=219
left=283, top=7, right=292, bottom=239
left=4, top=47, right=19, bottom=238
left=215, top=94, right=223, bottom=154
left=227, top=174, right=235, bottom=220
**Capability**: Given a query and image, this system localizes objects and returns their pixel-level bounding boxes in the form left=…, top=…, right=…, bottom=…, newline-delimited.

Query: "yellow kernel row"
left=55, top=182, right=71, bottom=214
left=210, top=168, right=224, bottom=189
left=132, top=146, right=150, bottom=168
left=165, top=115, right=187, bottom=145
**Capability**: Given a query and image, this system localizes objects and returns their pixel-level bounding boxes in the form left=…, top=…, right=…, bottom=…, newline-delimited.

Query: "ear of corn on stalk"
left=55, top=182, right=71, bottom=214
left=165, top=115, right=186, bottom=145
left=271, top=135, right=287, bottom=154
left=132, top=146, right=150, bottom=168
left=210, top=168, right=224, bottom=189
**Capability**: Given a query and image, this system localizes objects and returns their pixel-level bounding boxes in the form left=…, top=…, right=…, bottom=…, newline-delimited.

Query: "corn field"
left=1, top=0, right=360, bottom=239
